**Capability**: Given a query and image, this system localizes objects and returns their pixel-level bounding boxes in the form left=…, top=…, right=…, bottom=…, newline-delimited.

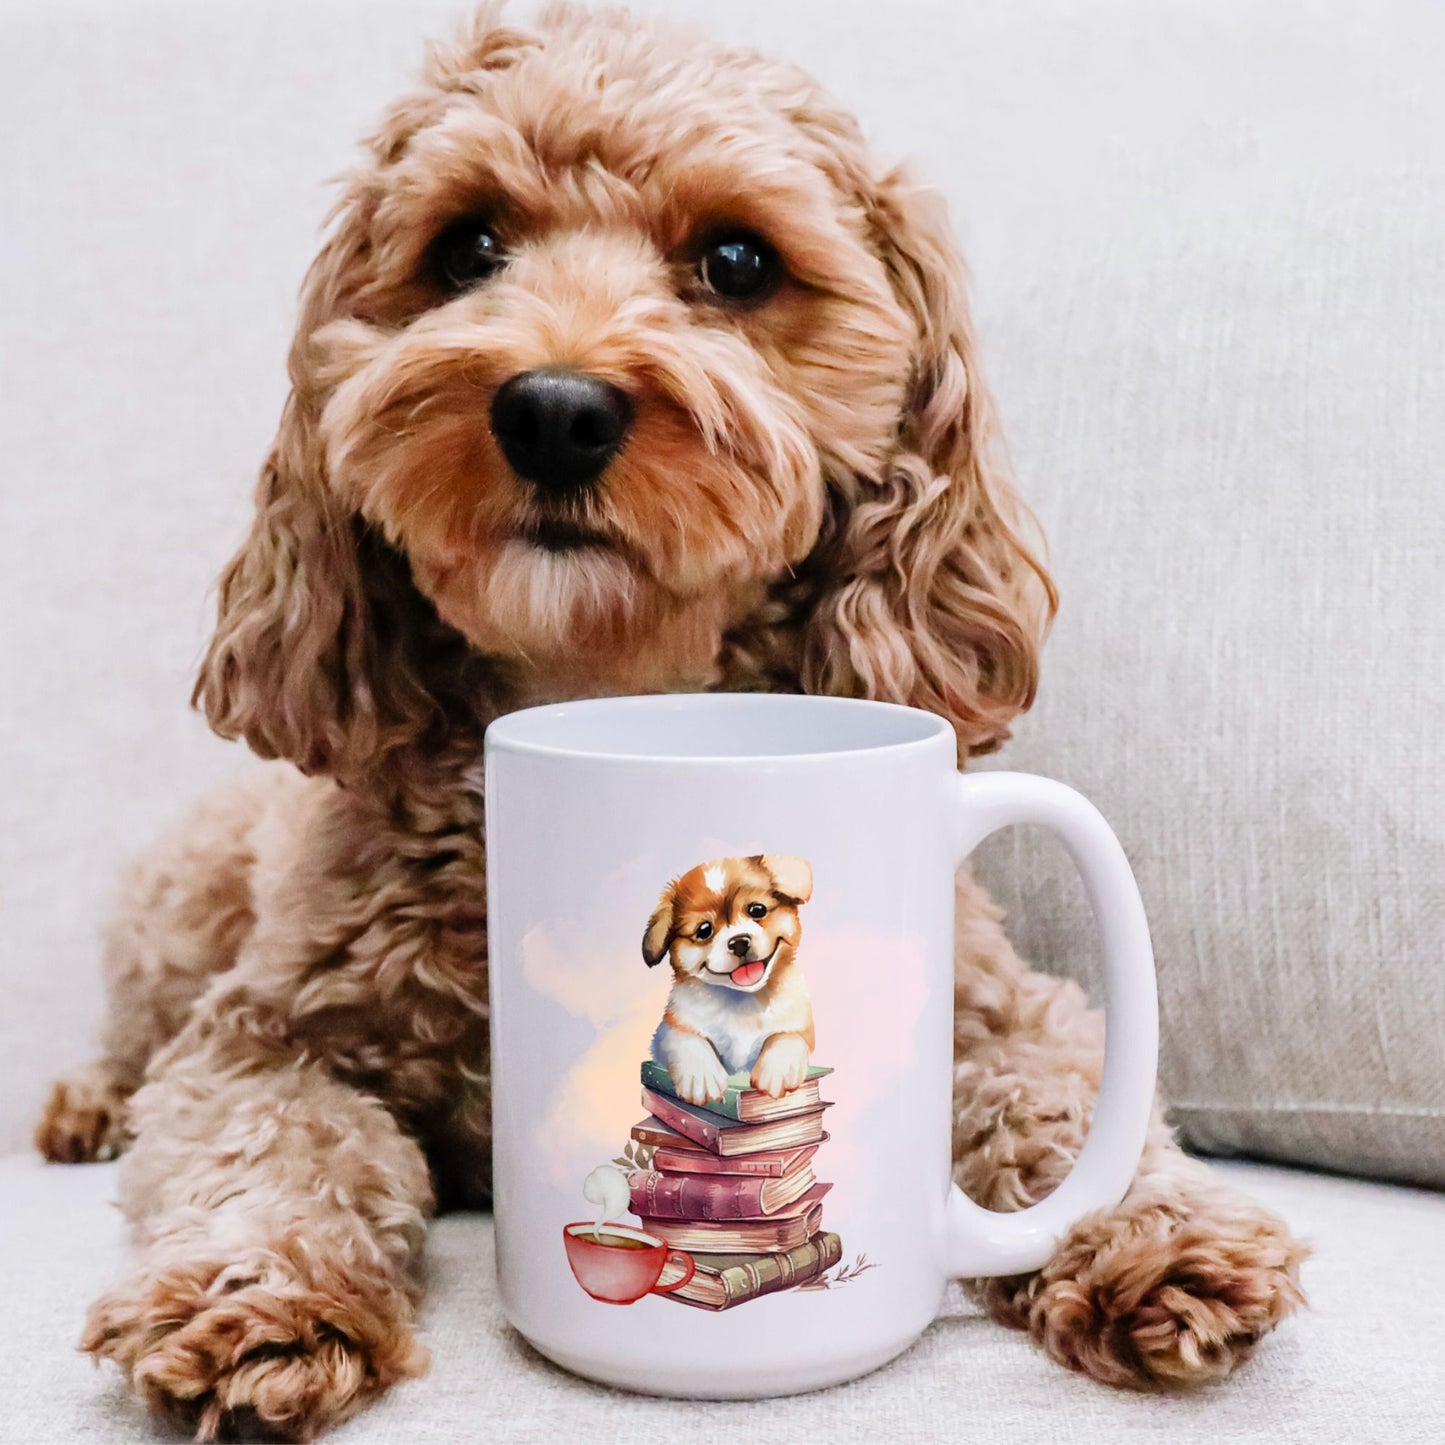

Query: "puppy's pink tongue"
left=731, top=960, right=766, bottom=987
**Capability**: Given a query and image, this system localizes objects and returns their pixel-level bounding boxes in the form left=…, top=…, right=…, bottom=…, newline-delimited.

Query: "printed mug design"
left=564, top=855, right=877, bottom=1310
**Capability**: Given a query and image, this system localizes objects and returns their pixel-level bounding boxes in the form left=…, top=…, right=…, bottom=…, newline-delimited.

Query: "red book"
left=638, top=1184, right=830, bottom=1252
left=641, top=1088, right=827, bottom=1157
left=630, top=1119, right=824, bottom=1177
left=630, top=1117, right=706, bottom=1151
left=656, top=1139, right=824, bottom=1176
left=628, top=1161, right=816, bottom=1219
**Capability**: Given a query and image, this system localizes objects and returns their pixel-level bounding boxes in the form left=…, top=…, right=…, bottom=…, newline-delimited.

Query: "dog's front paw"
left=664, top=1035, right=729, bottom=1105
left=673, top=1056, right=730, bottom=1106
left=750, top=1034, right=811, bottom=1099
left=83, top=1241, right=427, bottom=1441
left=983, top=1176, right=1308, bottom=1389
left=35, top=1065, right=131, bottom=1163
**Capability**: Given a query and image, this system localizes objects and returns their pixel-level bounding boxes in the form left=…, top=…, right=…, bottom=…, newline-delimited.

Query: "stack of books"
left=626, top=1060, right=841, bottom=1310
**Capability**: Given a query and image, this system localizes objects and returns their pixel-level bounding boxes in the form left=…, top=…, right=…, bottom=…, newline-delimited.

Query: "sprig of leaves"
left=611, top=1138, right=655, bottom=1171
left=799, top=1253, right=878, bottom=1291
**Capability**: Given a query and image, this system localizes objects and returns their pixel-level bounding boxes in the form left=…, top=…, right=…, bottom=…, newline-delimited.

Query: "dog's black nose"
left=490, top=368, right=632, bottom=495
left=727, top=935, right=752, bottom=959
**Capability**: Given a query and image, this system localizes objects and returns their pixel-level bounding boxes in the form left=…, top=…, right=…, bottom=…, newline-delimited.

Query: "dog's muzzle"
left=710, top=939, right=779, bottom=989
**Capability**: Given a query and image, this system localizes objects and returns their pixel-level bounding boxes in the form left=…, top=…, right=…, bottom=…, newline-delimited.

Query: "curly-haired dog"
left=36, top=3, right=1306, bottom=1437
left=644, top=853, right=814, bottom=1103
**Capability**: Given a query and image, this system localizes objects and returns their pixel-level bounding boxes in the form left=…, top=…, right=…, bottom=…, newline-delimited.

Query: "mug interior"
left=564, top=1222, right=663, bottom=1250
left=486, top=693, right=949, bottom=763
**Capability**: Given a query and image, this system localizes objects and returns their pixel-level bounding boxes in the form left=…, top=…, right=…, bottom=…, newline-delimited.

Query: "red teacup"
left=563, top=1222, right=695, bottom=1304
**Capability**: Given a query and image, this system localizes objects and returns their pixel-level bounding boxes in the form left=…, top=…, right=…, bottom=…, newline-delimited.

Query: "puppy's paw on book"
left=664, top=1037, right=730, bottom=1105
left=639, top=1061, right=831, bottom=1122
left=750, top=1034, right=811, bottom=1098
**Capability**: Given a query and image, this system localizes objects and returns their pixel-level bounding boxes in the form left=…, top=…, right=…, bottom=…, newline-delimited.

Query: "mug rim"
left=485, top=693, right=953, bottom=765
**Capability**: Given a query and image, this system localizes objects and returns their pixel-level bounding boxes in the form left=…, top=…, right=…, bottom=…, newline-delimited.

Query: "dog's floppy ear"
left=642, top=893, right=677, bottom=968
left=758, top=855, right=812, bottom=905
left=195, top=10, right=537, bottom=781
left=800, top=165, right=1057, bottom=759
left=193, top=425, right=461, bottom=779
left=193, top=228, right=486, bottom=779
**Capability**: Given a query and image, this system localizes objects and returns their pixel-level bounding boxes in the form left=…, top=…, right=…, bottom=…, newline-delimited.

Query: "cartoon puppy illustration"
left=643, top=854, right=814, bottom=1104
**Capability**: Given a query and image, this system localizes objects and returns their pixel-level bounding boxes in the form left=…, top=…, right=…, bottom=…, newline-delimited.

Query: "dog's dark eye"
left=746, top=903, right=768, bottom=919
left=698, top=232, right=777, bottom=302
left=694, top=921, right=714, bottom=941
left=434, top=219, right=506, bottom=291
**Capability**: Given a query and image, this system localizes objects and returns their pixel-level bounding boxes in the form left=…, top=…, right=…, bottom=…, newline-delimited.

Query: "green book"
left=640, top=1060, right=832, bottom=1123
left=664, top=1231, right=844, bottom=1310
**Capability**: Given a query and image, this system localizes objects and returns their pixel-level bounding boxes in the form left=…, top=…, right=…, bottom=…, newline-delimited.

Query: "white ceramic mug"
left=485, top=693, right=1156, bottom=1397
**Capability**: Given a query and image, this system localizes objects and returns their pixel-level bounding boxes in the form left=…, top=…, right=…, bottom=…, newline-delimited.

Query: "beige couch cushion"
left=0, top=0, right=1440, bottom=1182
left=2, top=1154, right=1442, bottom=1443
left=965, top=0, right=1445, bottom=1185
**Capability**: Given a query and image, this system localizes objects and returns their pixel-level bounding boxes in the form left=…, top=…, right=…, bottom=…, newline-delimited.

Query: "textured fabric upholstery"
left=1, top=1154, right=1441, bottom=1443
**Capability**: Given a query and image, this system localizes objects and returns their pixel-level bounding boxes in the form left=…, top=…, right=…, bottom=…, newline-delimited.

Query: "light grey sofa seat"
left=3, top=1155, right=1443, bottom=1443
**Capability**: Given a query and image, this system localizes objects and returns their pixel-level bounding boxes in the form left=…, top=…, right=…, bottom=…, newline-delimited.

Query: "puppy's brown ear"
left=642, top=895, right=676, bottom=968
left=801, top=166, right=1057, bottom=758
left=758, top=855, right=813, bottom=905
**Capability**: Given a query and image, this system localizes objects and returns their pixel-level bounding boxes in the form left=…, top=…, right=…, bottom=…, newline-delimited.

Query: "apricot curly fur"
left=39, top=4, right=1303, bottom=1435
left=951, top=872, right=1308, bottom=1387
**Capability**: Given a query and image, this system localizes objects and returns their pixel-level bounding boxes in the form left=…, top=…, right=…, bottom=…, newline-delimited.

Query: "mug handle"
left=651, top=1249, right=697, bottom=1295
left=944, top=771, right=1158, bottom=1277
